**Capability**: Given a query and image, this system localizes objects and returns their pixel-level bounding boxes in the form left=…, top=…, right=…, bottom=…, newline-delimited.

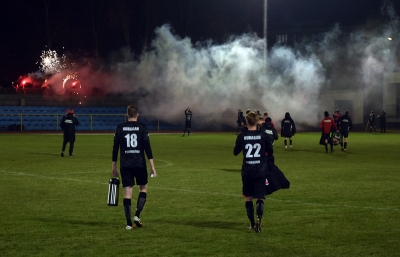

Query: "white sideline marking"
left=0, top=169, right=398, bottom=212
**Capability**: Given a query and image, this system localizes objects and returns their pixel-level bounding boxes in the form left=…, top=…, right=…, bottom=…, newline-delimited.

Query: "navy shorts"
left=340, top=130, right=349, bottom=138
left=120, top=166, right=148, bottom=187
left=242, top=176, right=266, bottom=199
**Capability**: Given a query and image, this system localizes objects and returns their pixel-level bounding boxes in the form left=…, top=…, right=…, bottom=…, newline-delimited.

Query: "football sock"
left=256, top=200, right=264, bottom=219
left=135, top=192, right=147, bottom=218
left=62, top=141, right=67, bottom=152
left=344, top=142, right=347, bottom=149
left=245, top=201, right=255, bottom=227
left=325, top=144, right=328, bottom=152
left=123, top=198, right=132, bottom=226
left=284, top=140, right=287, bottom=146
left=330, top=144, right=333, bottom=152
left=69, top=142, right=74, bottom=155
left=290, top=140, right=292, bottom=146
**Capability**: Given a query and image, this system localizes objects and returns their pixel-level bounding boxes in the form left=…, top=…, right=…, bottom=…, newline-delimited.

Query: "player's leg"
left=254, top=178, right=266, bottom=233
left=289, top=136, right=293, bottom=148
left=69, top=140, right=74, bottom=157
left=121, top=167, right=134, bottom=229
left=245, top=197, right=255, bottom=229
left=133, top=167, right=148, bottom=227
left=324, top=134, right=329, bottom=153
left=61, top=140, right=67, bottom=157
left=243, top=177, right=255, bottom=229
left=284, top=137, right=287, bottom=149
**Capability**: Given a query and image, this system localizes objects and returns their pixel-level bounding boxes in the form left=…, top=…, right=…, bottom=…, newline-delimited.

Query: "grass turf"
left=0, top=132, right=399, bottom=257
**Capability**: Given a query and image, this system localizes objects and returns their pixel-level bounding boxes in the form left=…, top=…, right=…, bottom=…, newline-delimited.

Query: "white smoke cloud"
left=48, top=3, right=399, bottom=130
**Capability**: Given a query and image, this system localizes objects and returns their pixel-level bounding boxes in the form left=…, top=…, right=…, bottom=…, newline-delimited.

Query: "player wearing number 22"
left=112, top=105, right=157, bottom=230
left=234, top=112, right=273, bottom=233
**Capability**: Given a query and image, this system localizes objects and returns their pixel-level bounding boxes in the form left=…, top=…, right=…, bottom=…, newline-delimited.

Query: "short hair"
left=324, top=111, right=329, bottom=117
left=246, top=109, right=251, bottom=114
left=246, top=112, right=258, bottom=126
left=265, top=117, right=272, bottom=123
left=127, top=105, right=138, bottom=118
left=263, top=112, right=268, bottom=116
left=345, top=110, right=349, bottom=115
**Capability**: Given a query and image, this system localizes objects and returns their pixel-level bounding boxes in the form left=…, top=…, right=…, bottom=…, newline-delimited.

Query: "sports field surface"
left=0, top=132, right=399, bottom=257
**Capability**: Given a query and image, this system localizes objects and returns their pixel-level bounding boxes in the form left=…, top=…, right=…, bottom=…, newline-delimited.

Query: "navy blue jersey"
left=338, top=114, right=352, bottom=132
left=185, top=110, right=193, bottom=122
left=112, top=121, right=153, bottom=168
left=259, top=122, right=279, bottom=144
left=234, top=130, right=272, bottom=178
left=281, top=118, right=296, bottom=137
left=60, top=113, right=79, bottom=141
left=369, top=114, right=376, bottom=125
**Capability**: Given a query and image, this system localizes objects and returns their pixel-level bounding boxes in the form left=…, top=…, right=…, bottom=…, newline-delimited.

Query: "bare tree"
left=21, top=0, right=70, bottom=49
left=109, top=0, right=136, bottom=52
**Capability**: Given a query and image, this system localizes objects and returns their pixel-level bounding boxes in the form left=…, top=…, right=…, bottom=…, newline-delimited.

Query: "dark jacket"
left=60, top=113, right=79, bottom=141
left=338, top=114, right=352, bottom=132
left=281, top=112, right=296, bottom=137
left=259, top=122, right=279, bottom=144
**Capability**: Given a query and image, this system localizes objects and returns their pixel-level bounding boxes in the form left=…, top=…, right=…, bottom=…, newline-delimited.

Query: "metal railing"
left=0, top=114, right=171, bottom=131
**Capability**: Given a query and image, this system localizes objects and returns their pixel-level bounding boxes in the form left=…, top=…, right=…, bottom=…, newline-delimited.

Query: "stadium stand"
left=0, top=106, right=175, bottom=131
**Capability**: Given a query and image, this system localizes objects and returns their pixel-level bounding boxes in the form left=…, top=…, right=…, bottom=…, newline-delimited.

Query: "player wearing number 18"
left=234, top=112, right=273, bottom=233
left=112, top=104, right=157, bottom=230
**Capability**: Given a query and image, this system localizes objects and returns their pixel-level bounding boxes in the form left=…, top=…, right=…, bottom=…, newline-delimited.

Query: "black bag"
left=107, top=177, right=120, bottom=206
left=265, top=165, right=290, bottom=195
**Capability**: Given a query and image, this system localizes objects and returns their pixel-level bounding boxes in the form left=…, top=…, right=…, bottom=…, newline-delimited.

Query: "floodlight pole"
left=263, top=0, right=268, bottom=70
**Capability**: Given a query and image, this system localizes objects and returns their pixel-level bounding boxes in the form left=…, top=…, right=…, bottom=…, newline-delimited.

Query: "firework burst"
left=39, top=50, right=61, bottom=73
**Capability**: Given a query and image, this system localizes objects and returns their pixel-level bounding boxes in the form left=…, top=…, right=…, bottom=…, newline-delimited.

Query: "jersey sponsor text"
left=123, top=127, right=139, bottom=131
left=244, top=136, right=261, bottom=140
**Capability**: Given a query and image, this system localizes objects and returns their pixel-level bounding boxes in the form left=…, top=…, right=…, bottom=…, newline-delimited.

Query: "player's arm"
left=332, top=118, right=338, bottom=131
left=142, top=128, right=157, bottom=177
left=233, top=135, right=243, bottom=156
left=74, top=116, right=80, bottom=126
left=111, top=129, right=120, bottom=177
left=148, top=159, right=157, bottom=178
left=291, top=120, right=296, bottom=134
left=60, top=116, right=66, bottom=129
left=272, top=127, right=279, bottom=140
left=143, top=143, right=156, bottom=177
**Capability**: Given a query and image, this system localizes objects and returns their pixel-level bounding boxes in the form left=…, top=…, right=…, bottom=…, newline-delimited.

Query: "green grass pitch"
left=0, top=132, right=399, bottom=257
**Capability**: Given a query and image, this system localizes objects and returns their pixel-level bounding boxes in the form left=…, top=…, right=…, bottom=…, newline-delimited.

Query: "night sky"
left=0, top=0, right=394, bottom=86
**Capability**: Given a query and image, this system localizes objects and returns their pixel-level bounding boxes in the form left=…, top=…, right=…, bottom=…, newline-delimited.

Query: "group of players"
left=58, top=105, right=356, bottom=232
left=236, top=109, right=296, bottom=149
left=236, top=108, right=354, bottom=154
left=320, top=109, right=353, bottom=153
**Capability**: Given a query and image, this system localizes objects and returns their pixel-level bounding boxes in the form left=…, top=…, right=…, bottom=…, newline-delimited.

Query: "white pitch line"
left=0, top=169, right=398, bottom=212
